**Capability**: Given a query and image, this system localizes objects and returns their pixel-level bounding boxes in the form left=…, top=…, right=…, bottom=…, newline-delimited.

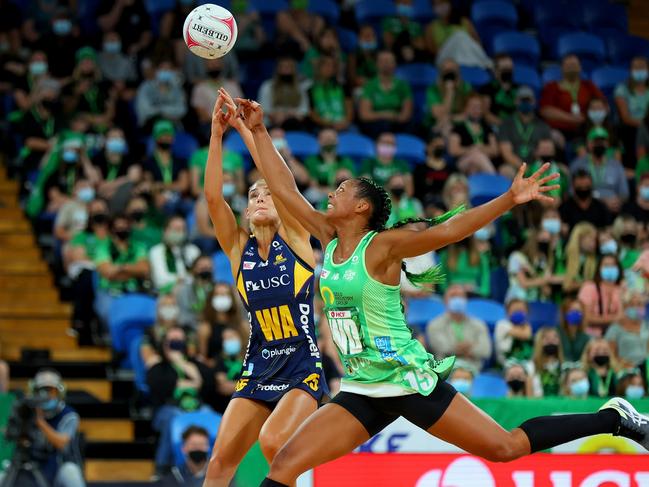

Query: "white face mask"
left=159, top=305, right=179, bottom=322
left=212, top=295, right=233, bottom=312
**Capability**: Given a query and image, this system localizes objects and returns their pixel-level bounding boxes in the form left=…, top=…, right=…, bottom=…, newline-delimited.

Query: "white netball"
left=183, top=4, right=238, bottom=59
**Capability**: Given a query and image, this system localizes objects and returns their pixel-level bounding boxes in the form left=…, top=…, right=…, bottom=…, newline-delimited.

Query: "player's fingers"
left=530, top=162, right=550, bottom=180
left=538, top=173, right=560, bottom=186
left=516, top=162, right=526, bottom=180
left=539, top=184, right=561, bottom=193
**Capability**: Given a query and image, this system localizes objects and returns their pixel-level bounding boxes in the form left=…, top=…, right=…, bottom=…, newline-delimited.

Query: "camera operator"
left=155, top=425, right=209, bottom=486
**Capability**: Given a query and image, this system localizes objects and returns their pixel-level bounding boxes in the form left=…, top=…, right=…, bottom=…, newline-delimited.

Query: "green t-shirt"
left=94, top=238, right=148, bottom=294
left=309, top=81, right=348, bottom=123
left=301, top=47, right=346, bottom=80
left=439, top=248, right=491, bottom=297
left=360, top=157, right=409, bottom=187
left=190, top=147, right=243, bottom=191
left=636, top=155, right=649, bottom=185
left=425, top=81, right=472, bottom=127
left=361, top=77, right=412, bottom=114
left=69, top=231, right=110, bottom=261
left=620, top=247, right=641, bottom=270
left=304, top=154, right=356, bottom=187
left=131, top=224, right=163, bottom=251
left=386, top=196, right=423, bottom=227
left=381, top=16, right=423, bottom=38
left=527, top=160, right=569, bottom=200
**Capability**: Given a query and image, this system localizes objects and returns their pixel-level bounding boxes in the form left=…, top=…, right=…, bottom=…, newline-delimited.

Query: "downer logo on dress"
left=245, top=274, right=290, bottom=291
left=261, top=346, right=297, bottom=360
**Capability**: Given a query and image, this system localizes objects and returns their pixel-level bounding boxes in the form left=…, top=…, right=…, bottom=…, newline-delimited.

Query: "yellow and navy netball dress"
left=232, top=233, right=326, bottom=404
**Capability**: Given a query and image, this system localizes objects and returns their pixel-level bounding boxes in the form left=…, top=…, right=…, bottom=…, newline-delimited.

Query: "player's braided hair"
left=354, top=177, right=465, bottom=288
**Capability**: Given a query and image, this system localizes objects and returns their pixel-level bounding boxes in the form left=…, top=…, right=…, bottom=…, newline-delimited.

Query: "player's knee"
left=268, top=444, right=293, bottom=476
left=258, top=429, right=285, bottom=462
left=483, top=439, right=523, bottom=463
left=205, top=451, right=237, bottom=480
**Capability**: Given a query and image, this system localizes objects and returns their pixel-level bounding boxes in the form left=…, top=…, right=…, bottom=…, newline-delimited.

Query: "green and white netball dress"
left=320, top=231, right=455, bottom=397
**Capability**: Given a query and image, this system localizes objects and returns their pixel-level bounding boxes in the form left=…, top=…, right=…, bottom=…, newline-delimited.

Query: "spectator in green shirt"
left=360, top=132, right=410, bottom=187
left=308, top=55, right=354, bottom=131
left=439, top=236, right=491, bottom=297
left=558, top=298, right=590, bottom=362
left=188, top=146, right=244, bottom=198
left=381, top=0, right=427, bottom=64
left=425, top=58, right=472, bottom=135
left=94, top=214, right=150, bottom=327
left=125, top=195, right=164, bottom=250
left=525, top=138, right=569, bottom=206
left=386, top=173, right=424, bottom=227
left=358, top=50, right=413, bottom=137
left=347, top=25, right=379, bottom=92
left=613, top=214, right=641, bottom=270
left=304, top=129, right=355, bottom=189
left=480, top=54, right=519, bottom=126
left=424, top=0, right=481, bottom=56
left=300, top=26, right=346, bottom=81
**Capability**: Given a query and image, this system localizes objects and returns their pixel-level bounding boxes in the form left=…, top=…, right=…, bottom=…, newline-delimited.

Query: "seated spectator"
left=268, top=128, right=318, bottom=204
left=414, top=134, right=453, bottom=203
left=54, top=179, right=94, bottom=243
left=212, top=326, right=246, bottom=412
left=229, top=1, right=265, bottom=62
left=582, top=338, right=619, bottom=397
left=360, top=132, right=410, bottom=187
left=499, top=88, right=552, bottom=176
left=258, top=57, right=309, bottom=131
left=308, top=55, right=353, bottom=131
left=622, top=172, right=649, bottom=228
left=42, top=8, right=82, bottom=79
left=142, top=293, right=187, bottom=369
left=386, top=173, right=423, bottom=226
left=559, top=170, right=611, bottom=231
left=526, top=139, right=569, bottom=206
left=570, top=127, right=629, bottom=214
left=93, top=214, right=150, bottom=326
left=13, top=50, right=59, bottom=111
left=531, top=326, right=564, bottom=397
left=605, top=291, right=648, bottom=369
left=537, top=208, right=567, bottom=301
left=381, top=0, right=427, bottom=64
left=448, top=359, right=477, bottom=397
left=150, top=216, right=200, bottom=294
left=481, top=54, right=518, bottom=126
left=578, top=255, right=624, bottom=336
left=560, top=364, right=590, bottom=399
left=425, top=58, right=472, bottom=136
left=613, top=215, right=642, bottom=271
left=563, top=222, right=598, bottom=295
left=189, top=145, right=245, bottom=200
left=274, top=0, right=324, bottom=58
left=504, top=360, right=532, bottom=397
left=176, top=255, right=215, bottom=330
left=347, top=24, right=379, bottom=91
left=577, top=97, right=622, bottom=161
left=95, top=127, right=142, bottom=201
left=146, top=326, right=212, bottom=475
left=426, top=285, right=492, bottom=370
left=301, top=26, right=345, bottom=81
left=506, top=230, right=551, bottom=302
left=441, top=172, right=469, bottom=210
left=97, top=31, right=137, bottom=85
left=126, top=195, right=164, bottom=251
left=438, top=236, right=491, bottom=297
left=539, top=54, right=605, bottom=140
left=558, top=298, right=591, bottom=363
left=157, top=425, right=209, bottom=486
left=135, top=60, right=187, bottom=130
left=448, top=94, right=499, bottom=175
left=494, top=299, right=534, bottom=366
left=616, top=369, right=646, bottom=400
left=97, top=0, right=152, bottom=58
left=615, top=56, right=649, bottom=170
left=358, top=51, right=413, bottom=137
left=424, top=0, right=480, bottom=57
left=197, top=283, right=242, bottom=367
left=304, top=129, right=355, bottom=190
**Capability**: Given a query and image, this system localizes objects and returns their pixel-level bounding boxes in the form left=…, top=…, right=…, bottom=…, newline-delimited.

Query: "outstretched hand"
left=211, top=94, right=231, bottom=138
left=509, top=162, right=560, bottom=205
left=234, top=97, right=265, bottom=132
left=218, top=87, right=246, bottom=132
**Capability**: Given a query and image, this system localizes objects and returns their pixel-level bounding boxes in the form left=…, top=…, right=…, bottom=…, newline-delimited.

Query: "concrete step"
left=85, top=460, right=154, bottom=482
left=0, top=219, right=30, bottom=232
left=80, top=419, right=135, bottom=442
left=1, top=332, right=77, bottom=349
left=0, top=275, right=55, bottom=290
left=0, top=247, right=42, bottom=260
left=0, top=207, right=26, bottom=219
left=0, top=259, right=49, bottom=274
left=0, top=289, right=60, bottom=304
left=1, top=346, right=111, bottom=362
left=0, top=233, right=35, bottom=247
left=10, top=378, right=112, bottom=401
left=0, top=302, right=71, bottom=319
left=0, top=318, right=69, bottom=333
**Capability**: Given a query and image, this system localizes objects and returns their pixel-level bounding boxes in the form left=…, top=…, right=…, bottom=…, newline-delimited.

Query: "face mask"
left=499, top=69, right=513, bottom=83
left=447, top=296, right=467, bottom=314
left=588, top=110, right=607, bottom=125
left=468, top=114, right=482, bottom=123
left=53, top=19, right=72, bottom=36
left=272, top=138, right=287, bottom=151
left=359, top=40, right=377, bottom=51
left=223, top=338, right=242, bottom=356
left=575, top=187, right=592, bottom=200
left=30, top=61, right=48, bottom=76
left=592, top=144, right=607, bottom=158
left=41, top=99, right=58, bottom=113
left=507, top=378, right=525, bottom=393
left=78, top=187, right=95, bottom=203
left=167, top=339, right=186, bottom=352
left=187, top=450, right=208, bottom=464
left=212, top=295, right=233, bottom=312
left=396, top=3, right=413, bottom=17
left=62, top=150, right=78, bottom=163
left=593, top=354, right=610, bottom=366
left=279, top=73, right=294, bottom=83
left=541, top=218, right=560, bottom=235
left=564, top=69, right=580, bottom=82
left=600, top=265, right=619, bottom=282
left=517, top=101, right=535, bottom=114
left=377, top=143, right=396, bottom=158
left=208, top=68, right=222, bottom=78
left=599, top=240, right=618, bottom=255
left=474, top=227, right=491, bottom=241
left=390, top=186, right=405, bottom=198
left=41, top=398, right=59, bottom=411
left=321, top=144, right=337, bottom=154
left=509, top=310, right=527, bottom=325
left=114, top=229, right=131, bottom=241
left=565, top=309, right=583, bottom=326
left=222, top=182, right=236, bottom=198
left=157, top=141, right=172, bottom=151
left=450, top=379, right=471, bottom=395
left=625, top=306, right=646, bottom=321
left=625, top=385, right=645, bottom=400
left=569, top=378, right=589, bottom=396
left=165, top=230, right=186, bottom=247
left=435, top=2, right=450, bottom=17
left=432, top=146, right=445, bottom=158
left=197, top=270, right=213, bottom=281
left=442, top=71, right=456, bottom=82
left=91, top=213, right=108, bottom=225
left=537, top=241, right=550, bottom=254
left=620, top=233, right=636, bottom=246
left=106, top=138, right=127, bottom=154
left=540, top=155, right=554, bottom=163
left=157, top=69, right=175, bottom=84
left=542, top=343, right=559, bottom=356
left=632, top=69, right=648, bottom=83
left=159, top=305, right=180, bottom=321
left=103, top=41, right=121, bottom=53
left=129, top=210, right=145, bottom=223
left=640, top=186, right=649, bottom=200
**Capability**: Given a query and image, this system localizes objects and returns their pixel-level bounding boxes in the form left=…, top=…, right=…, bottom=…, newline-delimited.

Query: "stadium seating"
left=606, top=34, right=649, bottom=65
left=513, top=65, right=541, bottom=96
left=492, top=32, right=540, bottom=67
left=406, top=297, right=446, bottom=331
left=285, top=131, right=319, bottom=159
left=460, top=66, right=492, bottom=88
left=468, top=173, right=511, bottom=207
left=471, top=1, right=518, bottom=33
left=583, top=2, right=628, bottom=33
left=467, top=298, right=506, bottom=331
left=527, top=301, right=560, bottom=332
left=129, top=335, right=149, bottom=395
left=396, top=64, right=438, bottom=89
left=171, top=410, right=222, bottom=467
left=223, top=131, right=253, bottom=170
left=591, top=66, right=629, bottom=99
left=213, top=251, right=235, bottom=285
left=489, top=267, right=509, bottom=303
left=557, top=33, right=606, bottom=73
left=146, top=132, right=199, bottom=161
left=472, top=372, right=509, bottom=398
left=108, top=294, right=157, bottom=367
left=395, top=133, right=426, bottom=165
left=412, top=0, right=435, bottom=23
left=337, top=28, right=358, bottom=53
left=354, top=0, right=396, bottom=26
left=308, top=0, right=340, bottom=24
left=337, top=132, right=375, bottom=164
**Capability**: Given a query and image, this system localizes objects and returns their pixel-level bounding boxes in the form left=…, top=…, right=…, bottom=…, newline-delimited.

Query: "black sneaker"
left=599, top=397, right=649, bottom=450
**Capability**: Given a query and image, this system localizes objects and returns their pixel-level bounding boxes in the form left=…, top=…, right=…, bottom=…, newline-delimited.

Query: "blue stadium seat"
left=591, top=66, right=629, bottom=99
left=513, top=66, right=541, bottom=96
left=557, top=33, right=606, bottom=73
left=144, top=0, right=175, bottom=15
left=468, top=173, right=511, bottom=207
left=412, top=0, right=434, bottom=23
left=354, top=0, right=396, bottom=25
left=285, top=131, right=319, bottom=160
left=471, top=1, right=518, bottom=30
left=308, top=0, right=340, bottom=24
left=472, top=372, right=508, bottom=398
left=396, top=64, right=437, bottom=89
left=460, top=66, right=491, bottom=88
left=584, top=2, right=628, bottom=33
left=249, top=0, right=288, bottom=16
left=489, top=266, right=509, bottom=303
left=146, top=132, right=199, bottom=161
left=223, top=131, right=253, bottom=170
left=171, top=410, right=222, bottom=467
left=533, top=0, right=581, bottom=28
left=213, top=251, right=235, bottom=285
left=129, top=335, right=149, bottom=394
left=108, top=294, right=157, bottom=367
left=395, top=133, right=426, bottom=165
left=467, top=298, right=506, bottom=331
left=337, top=132, right=375, bottom=164
left=606, top=35, right=649, bottom=66
left=406, top=297, right=446, bottom=331
left=541, top=64, right=590, bottom=85
left=337, top=28, right=358, bottom=53
left=527, top=301, right=559, bottom=332
left=492, top=32, right=540, bottom=67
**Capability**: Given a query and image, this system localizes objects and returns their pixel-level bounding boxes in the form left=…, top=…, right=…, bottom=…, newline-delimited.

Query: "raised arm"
left=381, top=163, right=559, bottom=259
left=236, top=98, right=335, bottom=245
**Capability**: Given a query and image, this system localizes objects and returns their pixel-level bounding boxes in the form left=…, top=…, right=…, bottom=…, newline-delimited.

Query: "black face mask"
left=432, top=146, right=445, bottom=158
left=542, top=343, right=559, bottom=356
left=593, top=354, right=610, bottom=366
left=499, top=69, right=513, bottom=83
left=129, top=210, right=146, bottom=223
left=507, top=379, right=525, bottom=393
left=575, top=187, right=592, bottom=200
left=620, top=233, right=636, bottom=245
left=540, top=155, right=554, bottom=163
left=197, top=270, right=213, bottom=281
left=279, top=73, right=294, bottom=83
left=592, top=144, right=607, bottom=158
left=114, top=229, right=131, bottom=241
left=208, top=68, right=222, bottom=78
left=157, top=141, right=172, bottom=151
left=167, top=339, right=186, bottom=352
left=537, top=241, right=550, bottom=254
left=391, top=187, right=405, bottom=198
left=91, top=213, right=108, bottom=225
left=442, top=71, right=456, bottom=82
left=41, top=99, right=59, bottom=113
left=188, top=450, right=208, bottom=464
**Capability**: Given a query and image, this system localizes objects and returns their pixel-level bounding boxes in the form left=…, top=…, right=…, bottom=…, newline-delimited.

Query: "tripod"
left=0, top=441, right=49, bottom=487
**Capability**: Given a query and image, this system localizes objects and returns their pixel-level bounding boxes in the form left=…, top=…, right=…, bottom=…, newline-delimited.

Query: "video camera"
left=5, top=391, right=50, bottom=460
